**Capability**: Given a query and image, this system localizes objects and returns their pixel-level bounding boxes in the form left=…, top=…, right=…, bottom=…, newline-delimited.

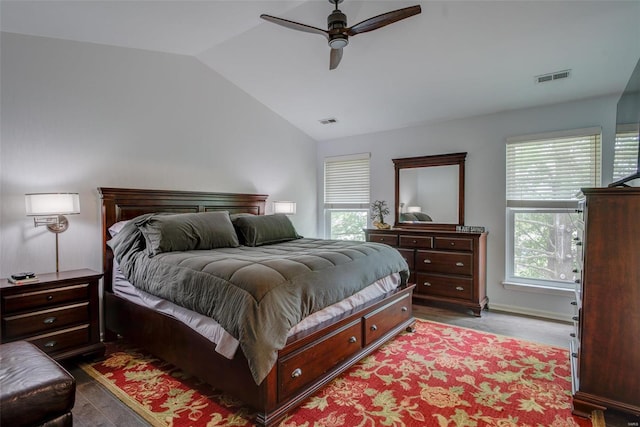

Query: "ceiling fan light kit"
left=260, top=0, right=421, bottom=70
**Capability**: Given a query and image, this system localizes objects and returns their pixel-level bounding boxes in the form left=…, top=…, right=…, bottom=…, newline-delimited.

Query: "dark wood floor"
left=62, top=303, right=639, bottom=427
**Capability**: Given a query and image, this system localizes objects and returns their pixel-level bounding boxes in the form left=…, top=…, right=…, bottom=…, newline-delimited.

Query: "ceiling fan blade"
left=260, top=14, right=329, bottom=39
left=346, top=5, right=421, bottom=36
left=329, top=48, right=343, bottom=70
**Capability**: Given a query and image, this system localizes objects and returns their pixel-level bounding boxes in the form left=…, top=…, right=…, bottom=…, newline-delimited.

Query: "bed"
left=99, top=187, right=415, bottom=426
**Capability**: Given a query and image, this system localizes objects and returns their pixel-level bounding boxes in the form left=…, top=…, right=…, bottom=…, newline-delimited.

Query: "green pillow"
left=136, top=211, right=239, bottom=256
left=234, top=214, right=302, bottom=247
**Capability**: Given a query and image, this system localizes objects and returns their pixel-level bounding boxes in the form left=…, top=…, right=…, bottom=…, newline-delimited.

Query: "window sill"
left=502, top=281, right=575, bottom=297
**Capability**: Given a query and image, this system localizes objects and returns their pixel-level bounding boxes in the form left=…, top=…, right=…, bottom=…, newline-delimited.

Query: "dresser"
left=365, top=228, right=487, bottom=316
left=0, top=269, right=104, bottom=360
left=570, top=188, right=640, bottom=417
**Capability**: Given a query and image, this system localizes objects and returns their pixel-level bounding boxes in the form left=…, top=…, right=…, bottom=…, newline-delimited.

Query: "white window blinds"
left=613, top=125, right=639, bottom=180
left=324, top=154, right=370, bottom=206
left=506, top=128, right=601, bottom=204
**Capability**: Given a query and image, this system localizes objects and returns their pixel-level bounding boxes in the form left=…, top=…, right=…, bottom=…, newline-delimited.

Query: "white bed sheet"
left=112, top=262, right=400, bottom=360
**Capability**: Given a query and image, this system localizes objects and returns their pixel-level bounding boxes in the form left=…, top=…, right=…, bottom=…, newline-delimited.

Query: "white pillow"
left=108, top=220, right=129, bottom=237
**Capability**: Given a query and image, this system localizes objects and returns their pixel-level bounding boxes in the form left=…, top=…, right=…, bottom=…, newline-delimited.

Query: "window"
left=505, top=128, right=601, bottom=289
left=612, top=124, right=639, bottom=181
left=324, top=153, right=370, bottom=241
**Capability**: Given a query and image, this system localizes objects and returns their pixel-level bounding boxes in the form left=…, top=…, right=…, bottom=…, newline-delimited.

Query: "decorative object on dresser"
left=24, top=193, right=80, bottom=273
left=365, top=228, right=487, bottom=316
left=571, top=187, right=640, bottom=418
left=371, top=200, right=391, bottom=229
left=0, top=269, right=105, bottom=360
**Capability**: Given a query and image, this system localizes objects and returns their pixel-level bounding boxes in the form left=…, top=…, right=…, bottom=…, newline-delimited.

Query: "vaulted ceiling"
left=2, top=1, right=639, bottom=141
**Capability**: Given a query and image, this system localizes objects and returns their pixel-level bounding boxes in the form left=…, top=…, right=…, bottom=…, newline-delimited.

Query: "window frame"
left=323, top=153, right=370, bottom=241
left=505, top=127, right=601, bottom=290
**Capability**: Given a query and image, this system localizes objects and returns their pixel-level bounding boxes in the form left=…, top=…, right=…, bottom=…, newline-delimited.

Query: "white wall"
left=317, top=95, right=618, bottom=321
left=0, top=32, right=318, bottom=278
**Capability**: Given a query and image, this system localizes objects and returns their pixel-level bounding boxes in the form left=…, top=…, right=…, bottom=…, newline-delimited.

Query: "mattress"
left=113, top=262, right=401, bottom=360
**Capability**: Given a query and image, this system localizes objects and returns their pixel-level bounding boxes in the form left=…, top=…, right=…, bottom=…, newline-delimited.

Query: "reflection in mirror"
left=393, top=152, right=466, bottom=230
left=399, top=165, right=458, bottom=223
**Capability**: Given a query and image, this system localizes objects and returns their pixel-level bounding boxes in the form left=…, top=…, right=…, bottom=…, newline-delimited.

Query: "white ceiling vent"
left=319, top=117, right=338, bottom=125
left=535, top=69, right=571, bottom=84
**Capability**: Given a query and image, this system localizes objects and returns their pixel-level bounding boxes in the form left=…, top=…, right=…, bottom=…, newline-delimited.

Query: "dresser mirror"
left=393, top=152, right=466, bottom=230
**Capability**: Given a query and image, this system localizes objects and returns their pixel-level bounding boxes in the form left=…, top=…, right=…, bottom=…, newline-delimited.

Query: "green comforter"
left=110, top=221, right=409, bottom=384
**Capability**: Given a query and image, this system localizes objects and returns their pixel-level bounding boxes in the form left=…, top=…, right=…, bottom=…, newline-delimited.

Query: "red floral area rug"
left=81, top=319, right=593, bottom=427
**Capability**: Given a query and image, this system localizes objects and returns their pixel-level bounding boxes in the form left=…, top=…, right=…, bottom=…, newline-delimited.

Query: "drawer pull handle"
left=571, top=352, right=578, bottom=358
left=401, top=306, right=408, bottom=312
left=379, top=238, right=385, bottom=241
left=455, top=286, right=464, bottom=291
left=572, top=268, right=578, bottom=273
left=455, top=262, right=464, bottom=267
left=349, top=336, right=357, bottom=344
left=572, top=316, right=579, bottom=321
left=291, top=368, right=302, bottom=378
left=570, top=333, right=576, bottom=338
left=370, top=325, right=378, bottom=331
left=43, top=317, right=57, bottom=325
left=423, top=259, right=432, bottom=264
left=574, top=279, right=580, bottom=284
left=423, top=282, right=431, bottom=287
left=570, top=301, right=577, bottom=306
left=450, top=242, right=455, bottom=246
left=46, top=295, right=54, bottom=301
left=575, top=241, right=583, bottom=246
left=44, top=341, right=57, bottom=348
left=412, top=240, right=417, bottom=244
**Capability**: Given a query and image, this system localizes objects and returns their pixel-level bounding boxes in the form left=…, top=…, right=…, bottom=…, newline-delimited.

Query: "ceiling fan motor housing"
left=328, top=9, right=349, bottom=48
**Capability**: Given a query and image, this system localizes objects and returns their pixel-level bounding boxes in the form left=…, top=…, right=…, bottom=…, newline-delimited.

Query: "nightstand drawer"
left=27, top=324, right=91, bottom=355
left=2, top=302, right=90, bottom=339
left=2, top=284, right=89, bottom=314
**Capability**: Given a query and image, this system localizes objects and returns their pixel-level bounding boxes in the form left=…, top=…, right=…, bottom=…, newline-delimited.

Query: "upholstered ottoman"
left=0, top=341, right=76, bottom=427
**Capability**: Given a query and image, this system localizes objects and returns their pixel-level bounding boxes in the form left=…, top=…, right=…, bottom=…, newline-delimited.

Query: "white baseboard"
left=487, top=302, right=573, bottom=323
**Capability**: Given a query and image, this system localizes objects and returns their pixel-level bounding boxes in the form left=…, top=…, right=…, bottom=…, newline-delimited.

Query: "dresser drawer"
left=416, top=250, right=473, bottom=276
left=363, top=293, right=412, bottom=346
left=415, top=273, right=473, bottom=299
left=368, top=233, right=398, bottom=246
left=434, top=237, right=473, bottom=251
left=396, top=248, right=415, bottom=270
left=278, top=320, right=362, bottom=400
left=2, top=284, right=89, bottom=314
left=2, top=302, right=90, bottom=340
left=399, top=235, right=433, bottom=249
left=27, top=324, right=91, bottom=356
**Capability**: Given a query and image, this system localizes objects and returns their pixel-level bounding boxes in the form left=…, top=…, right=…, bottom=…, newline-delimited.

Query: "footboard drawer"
left=278, top=319, right=362, bottom=400
left=363, top=292, right=412, bottom=346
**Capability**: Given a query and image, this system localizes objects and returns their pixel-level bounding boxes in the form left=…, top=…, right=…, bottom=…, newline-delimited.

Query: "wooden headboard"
left=98, top=187, right=268, bottom=291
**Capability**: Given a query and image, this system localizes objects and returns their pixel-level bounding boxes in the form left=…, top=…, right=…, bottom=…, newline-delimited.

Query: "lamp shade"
left=273, top=201, right=296, bottom=215
left=25, top=193, right=80, bottom=216
left=407, top=206, right=422, bottom=213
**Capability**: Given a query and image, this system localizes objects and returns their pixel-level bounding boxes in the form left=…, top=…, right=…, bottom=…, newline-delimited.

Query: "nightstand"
left=0, top=269, right=105, bottom=360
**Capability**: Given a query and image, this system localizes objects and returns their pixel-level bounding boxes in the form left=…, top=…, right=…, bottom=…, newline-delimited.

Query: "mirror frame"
left=393, top=152, right=467, bottom=230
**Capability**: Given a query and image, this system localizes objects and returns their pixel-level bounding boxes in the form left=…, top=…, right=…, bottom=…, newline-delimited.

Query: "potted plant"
left=371, top=200, right=391, bottom=229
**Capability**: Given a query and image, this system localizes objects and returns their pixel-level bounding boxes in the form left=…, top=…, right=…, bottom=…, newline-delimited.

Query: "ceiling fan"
left=260, top=0, right=421, bottom=70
